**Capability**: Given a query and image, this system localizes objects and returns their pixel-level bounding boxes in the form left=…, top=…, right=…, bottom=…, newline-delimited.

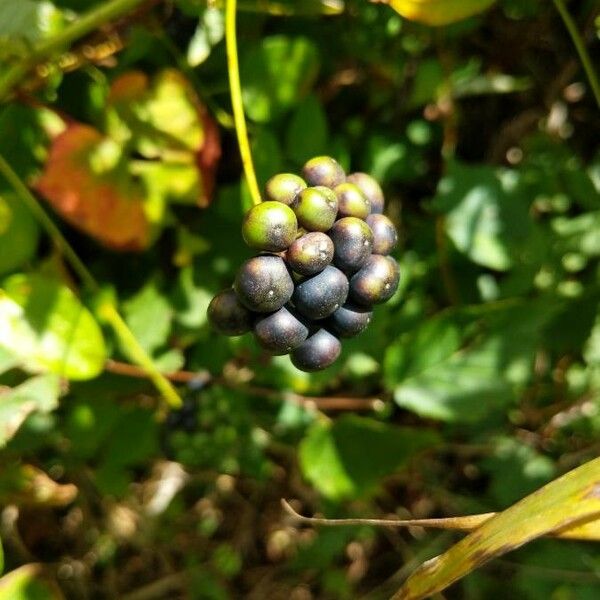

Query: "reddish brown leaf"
left=36, top=124, right=150, bottom=251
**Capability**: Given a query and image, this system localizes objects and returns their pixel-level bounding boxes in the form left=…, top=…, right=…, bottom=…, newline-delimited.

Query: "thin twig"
left=225, top=0, right=262, bottom=206
left=104, top=359, right=382, bottom=412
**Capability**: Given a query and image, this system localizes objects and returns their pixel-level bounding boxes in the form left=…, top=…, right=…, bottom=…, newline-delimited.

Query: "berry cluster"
left=207, top=156, right=399, bottom=372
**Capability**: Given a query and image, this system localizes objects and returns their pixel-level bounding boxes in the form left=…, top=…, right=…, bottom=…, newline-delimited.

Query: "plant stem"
left=225, top=0, right=262, bottom=206
left=0, top=153, right=182, bottom=409
left=0, top=0, right=148, bottom=102
left=553, top=0, right=600, bottom=109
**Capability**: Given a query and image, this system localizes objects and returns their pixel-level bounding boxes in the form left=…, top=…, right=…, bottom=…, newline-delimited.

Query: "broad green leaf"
left=0, top=564, right=64, bottom=599
left=0, top=274, right=106, bottom=380
left=432, top=161, right=533, bottom=271
left=242, top=36, right=320, bottom=123
left=393, top=457, right=600, bottom=600
left=0, top=192, right=39, bottom=276
left=389, top=0, right=496, bottom=26
left=0, top=375, right=60, bottom=446
left=286, top=94, right=328, bottom=165
left=0, top=0, right=65, bottom=46
left=299, top=415, right=440, bottom=500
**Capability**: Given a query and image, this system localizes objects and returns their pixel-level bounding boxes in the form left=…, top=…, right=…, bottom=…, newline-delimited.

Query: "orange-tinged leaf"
left=388, top=0, right=496, bottom=26
left=393, top=457, right=600, bottom=600
left=36, top=124, right=150, bottom=250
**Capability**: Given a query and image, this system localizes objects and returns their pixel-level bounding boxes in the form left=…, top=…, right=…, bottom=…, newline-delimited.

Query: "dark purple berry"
left=329, top=217, right=374, bottom=273
left=302, top=156, right=346, bottom=188
left=207, top=288, right=254, bottom=336
left=254, top=306, right=309, bottom=355
left=265, top=173, right=307, bottom=205
left=242, top=201, right=297, bottom=252
left=286, top=232, right=334, bottom=276
left=346, top=172, right=384, bottom=214
left=290, top=329, right=341, bottom=372
left=334, top=182, right=370, bottom=219
left=234, top=255, right=293, bottom=313
left=327, top=303, right=373, bottom=338
left=366, top=214, right=398, bottom=255
left=350, top=255, right=400, bottom=306
left=293, top=186, right=338, bottom=232
left=292, top=265, right=349, bottom=320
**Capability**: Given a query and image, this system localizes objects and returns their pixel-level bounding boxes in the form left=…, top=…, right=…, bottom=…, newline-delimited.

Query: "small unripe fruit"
left=329, top=217, right=374, bottom=273
left=350, top=255, right=400, bottom=306
left=208, top=288, right=253, bottom=336
left=293, top=186, right=338, bottom=232
left=302, top=156, right=346, bottom=188
left=242, top=201, right=297, bottom=252
left=234, top=255, right=293, bottom=313
left=327, top=303, right=372, bottom=338
left=366, top=214, right=398, bottom=255
left=293, top=265, right=349, bottom=320
left=286, top=232, right=334, bottom=276
left=290, top=329, right=341, bottom=372
left=265, top=173, right=307, bottom=205
left=334, top=182, right=370, bottom=219
left=254, top=306, right=309, bottom=355
left=346, top=172, right=384, bottom=214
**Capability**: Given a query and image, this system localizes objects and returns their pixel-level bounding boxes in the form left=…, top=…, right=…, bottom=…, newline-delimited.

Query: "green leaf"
left=0, top=191, right=39, bottom=276
left=299, top=415, right=440, bottom=501
left=286, top=94, right=328, bottom=165
left=394, top=457, right=600, bottom=600
left=0, top=564, right=64, bottom=599
left=0, top=0, right=65, bottom=46
left=0, top=274, right=106, bottom=380
left=432, top=161, right=533, bottom=271
left=0, top=375, right=60, bottom=447
left=187, top=7, right=224, bottom=67
left=390, top=0, right=496, bottom=26
left=242, top=36, right=320, bottom=123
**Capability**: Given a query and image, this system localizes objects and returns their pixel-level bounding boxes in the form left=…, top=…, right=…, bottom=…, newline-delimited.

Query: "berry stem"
left=0, top=152, right=182, bottom=410
left=553, top=0, right=600, bottom=110
left=226, top=0, right=263, bottom=207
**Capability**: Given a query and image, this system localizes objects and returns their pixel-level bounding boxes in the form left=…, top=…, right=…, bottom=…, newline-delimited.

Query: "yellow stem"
left=225, top=0, right=262, bottom=206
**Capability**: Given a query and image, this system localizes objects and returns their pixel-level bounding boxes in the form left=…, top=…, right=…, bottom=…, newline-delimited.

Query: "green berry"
left=265, top=173, right=307, bottom=205
left=334, top=182, right=370, bottom=219
left=302, top=156, right=346, bottom=188
left=366, top=214, right=398, bottom=255
left=330, top=217, right=374, bottom=273
left=293, top=186, right=338, bottom=232
left=350, top=255, right=399, bottom=306
left=207, top=288, right=254, bottom=336
left=242, top=201, right=298, bottom=252
left=346, top=172, right=384, bottom=214
left=286, top=232, right=334, bottom=276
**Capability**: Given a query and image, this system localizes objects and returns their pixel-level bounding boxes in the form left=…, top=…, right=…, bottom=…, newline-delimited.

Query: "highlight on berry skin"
left=207, top=156, right=399, bottom=371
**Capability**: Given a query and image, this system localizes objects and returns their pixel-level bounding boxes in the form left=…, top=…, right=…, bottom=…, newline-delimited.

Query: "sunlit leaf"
left=0, top=375, right=60, bottom=446
left=0, top=192, right=39, bottom=276
left=0, top=564, right=64, bottom=599
left=0, top=273, right=106, bottom=380
left=393, top=457, right=600, bottom=600
left=389, top=0, right=496, bottom=26
left=0, top=0, right=65, bottom=46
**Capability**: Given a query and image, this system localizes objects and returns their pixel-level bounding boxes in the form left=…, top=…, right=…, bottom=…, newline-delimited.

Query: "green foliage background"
left=0, top=0, right=599, bottom=598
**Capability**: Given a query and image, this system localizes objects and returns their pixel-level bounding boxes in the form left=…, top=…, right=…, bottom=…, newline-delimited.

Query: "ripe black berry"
left=302, top=156, right=346, bottom=188
left=350, top=255, right=400, bottom=306
left=254, top=306, right=309, bottom=355
left=265, top=173, right=307, bottom=205
left=234, top=255, right=293, bottom=313
left=242, top=201, right=297, bottom=252
left=290, top=329, right=341, bottom=372
left=334, top=182, right=370, bottom=219
left=346, top=172, right=384, bottom=214
left=329, top=217, right=374, bottom=273
left=293, top=186, right=338, bottom=232
left=293, top=265, right=349, bottom=320
left=286, top=232, right=334, bottom=276
left=207, top=288, right=254, bottom=336
left=327, top=303, right=373, bottom=338
left=366, top=214, right=397, bottom=255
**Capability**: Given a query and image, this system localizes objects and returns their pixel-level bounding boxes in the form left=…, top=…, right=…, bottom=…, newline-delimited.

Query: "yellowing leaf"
left=389, top=0, right=496, bottom=26
left=393, top=457, right=600, bottom=600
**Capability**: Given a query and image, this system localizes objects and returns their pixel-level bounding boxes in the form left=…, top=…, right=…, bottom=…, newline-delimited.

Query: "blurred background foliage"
left=0, top=0, right=599, bottom=598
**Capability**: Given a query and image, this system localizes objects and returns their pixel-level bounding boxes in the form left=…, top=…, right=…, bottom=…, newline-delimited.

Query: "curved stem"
left=553, top=0, right=600, bottom=109
left=225, top=0, right=262, bottom=206
left=0, top=0, right=148, bottom=102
